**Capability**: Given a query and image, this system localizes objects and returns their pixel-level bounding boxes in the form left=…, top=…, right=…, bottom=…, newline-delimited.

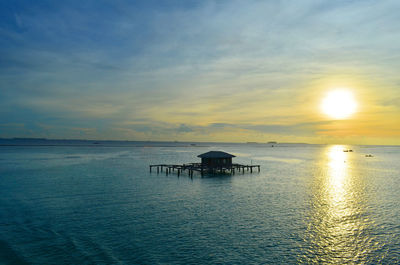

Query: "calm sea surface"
left=0, top=141, right=399, bottom=264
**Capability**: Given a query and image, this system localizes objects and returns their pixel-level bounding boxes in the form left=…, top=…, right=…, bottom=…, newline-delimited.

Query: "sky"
left=0, top=0, right=399, bottom=144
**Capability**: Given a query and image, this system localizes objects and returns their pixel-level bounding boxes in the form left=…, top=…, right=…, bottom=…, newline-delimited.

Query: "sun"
left=321, top=90, right=357, bottom=119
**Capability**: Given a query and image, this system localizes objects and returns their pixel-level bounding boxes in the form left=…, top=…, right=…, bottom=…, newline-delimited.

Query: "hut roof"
left=197, top=151, right=236, bottom=158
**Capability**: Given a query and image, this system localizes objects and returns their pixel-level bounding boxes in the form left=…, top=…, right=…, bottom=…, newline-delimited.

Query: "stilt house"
left=197, top=151, right=235, bottom=168
left=150, top=150, right=260, bottom=177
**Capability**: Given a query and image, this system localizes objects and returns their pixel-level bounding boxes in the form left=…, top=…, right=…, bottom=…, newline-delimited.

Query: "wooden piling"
left=149, top=162, right=260, bottom=178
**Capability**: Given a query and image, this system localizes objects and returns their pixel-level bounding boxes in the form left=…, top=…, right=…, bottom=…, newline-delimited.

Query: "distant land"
left=0, top=138, right=314, bottom=147
left=2, top=138, right=397, bottom=147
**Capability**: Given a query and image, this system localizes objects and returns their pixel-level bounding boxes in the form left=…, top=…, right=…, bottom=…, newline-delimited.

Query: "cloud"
left=0, top=1, right=399, bottom=143
left=177, top=124, right=193, bottom=133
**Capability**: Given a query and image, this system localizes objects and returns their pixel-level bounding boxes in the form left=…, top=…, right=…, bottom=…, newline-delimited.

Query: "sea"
left=0, top=139, right=399, bottom=264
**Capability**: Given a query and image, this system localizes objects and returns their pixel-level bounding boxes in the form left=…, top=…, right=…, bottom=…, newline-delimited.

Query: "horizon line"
left=0, top=137, right=399, bottom=147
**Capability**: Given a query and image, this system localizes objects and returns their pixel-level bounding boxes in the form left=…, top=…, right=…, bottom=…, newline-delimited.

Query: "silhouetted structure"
left=149, top=150, right=260, bottom=177
left=198, top=151, right=235, bottom=168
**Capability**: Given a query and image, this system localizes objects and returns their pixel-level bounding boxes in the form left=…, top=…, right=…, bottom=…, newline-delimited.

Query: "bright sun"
left=321, top=90, right=357, bottom=119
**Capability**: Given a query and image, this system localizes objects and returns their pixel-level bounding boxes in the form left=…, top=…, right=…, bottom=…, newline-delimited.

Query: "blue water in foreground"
left=0, top=142, right=399, bottom=264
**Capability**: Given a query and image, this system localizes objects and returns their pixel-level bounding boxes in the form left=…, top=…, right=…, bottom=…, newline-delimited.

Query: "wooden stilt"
left=149, top=162, right=260, bottom=178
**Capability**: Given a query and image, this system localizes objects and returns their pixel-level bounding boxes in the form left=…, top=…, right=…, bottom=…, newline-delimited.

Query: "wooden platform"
left=149, top=163, right=260, bottom=177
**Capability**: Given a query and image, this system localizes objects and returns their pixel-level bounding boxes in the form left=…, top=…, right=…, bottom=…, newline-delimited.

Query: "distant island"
left=0, top=138, right=316, bottom=147
left=12, top=137, right=48, bottom=140
left=246, top=141, right=278, bottom=144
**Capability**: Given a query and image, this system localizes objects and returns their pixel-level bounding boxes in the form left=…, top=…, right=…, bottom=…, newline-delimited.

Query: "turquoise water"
left=0, top=142, right=399, bottom=264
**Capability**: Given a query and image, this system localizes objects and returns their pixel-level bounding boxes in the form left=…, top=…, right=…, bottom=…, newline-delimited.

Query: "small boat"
left=365, top=154, right=373, bottom=157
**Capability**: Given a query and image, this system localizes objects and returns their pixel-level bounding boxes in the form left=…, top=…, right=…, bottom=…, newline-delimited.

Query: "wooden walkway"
left=149, top=163, right=260, bottom=177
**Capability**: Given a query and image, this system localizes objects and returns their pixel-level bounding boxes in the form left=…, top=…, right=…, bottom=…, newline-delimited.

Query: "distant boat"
left=365, top=154, right=373, bottom=157
left=343, top=149, right=353, bottom=152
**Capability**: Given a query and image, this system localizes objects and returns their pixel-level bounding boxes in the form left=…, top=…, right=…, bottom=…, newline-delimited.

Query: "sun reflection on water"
left=299, top=145, right=384, bottom=264
left=327, top=145, right=347, bottom=206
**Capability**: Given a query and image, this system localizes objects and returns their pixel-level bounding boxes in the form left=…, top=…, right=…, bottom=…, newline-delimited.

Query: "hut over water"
left=150, top=150, right=259, bottom=177
left=198, top=151, right=235, bottom=168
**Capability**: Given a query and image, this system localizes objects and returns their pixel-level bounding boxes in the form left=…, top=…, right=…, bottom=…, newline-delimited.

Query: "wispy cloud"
left=0, top=0, right=399, bottom=144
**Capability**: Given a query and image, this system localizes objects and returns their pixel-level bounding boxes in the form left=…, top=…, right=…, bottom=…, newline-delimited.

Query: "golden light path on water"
left=299, top=145, right=384, bottom=264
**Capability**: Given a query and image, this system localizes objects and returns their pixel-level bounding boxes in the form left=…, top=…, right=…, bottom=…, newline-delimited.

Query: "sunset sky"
left=1, top=0, right=399, bottom=144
